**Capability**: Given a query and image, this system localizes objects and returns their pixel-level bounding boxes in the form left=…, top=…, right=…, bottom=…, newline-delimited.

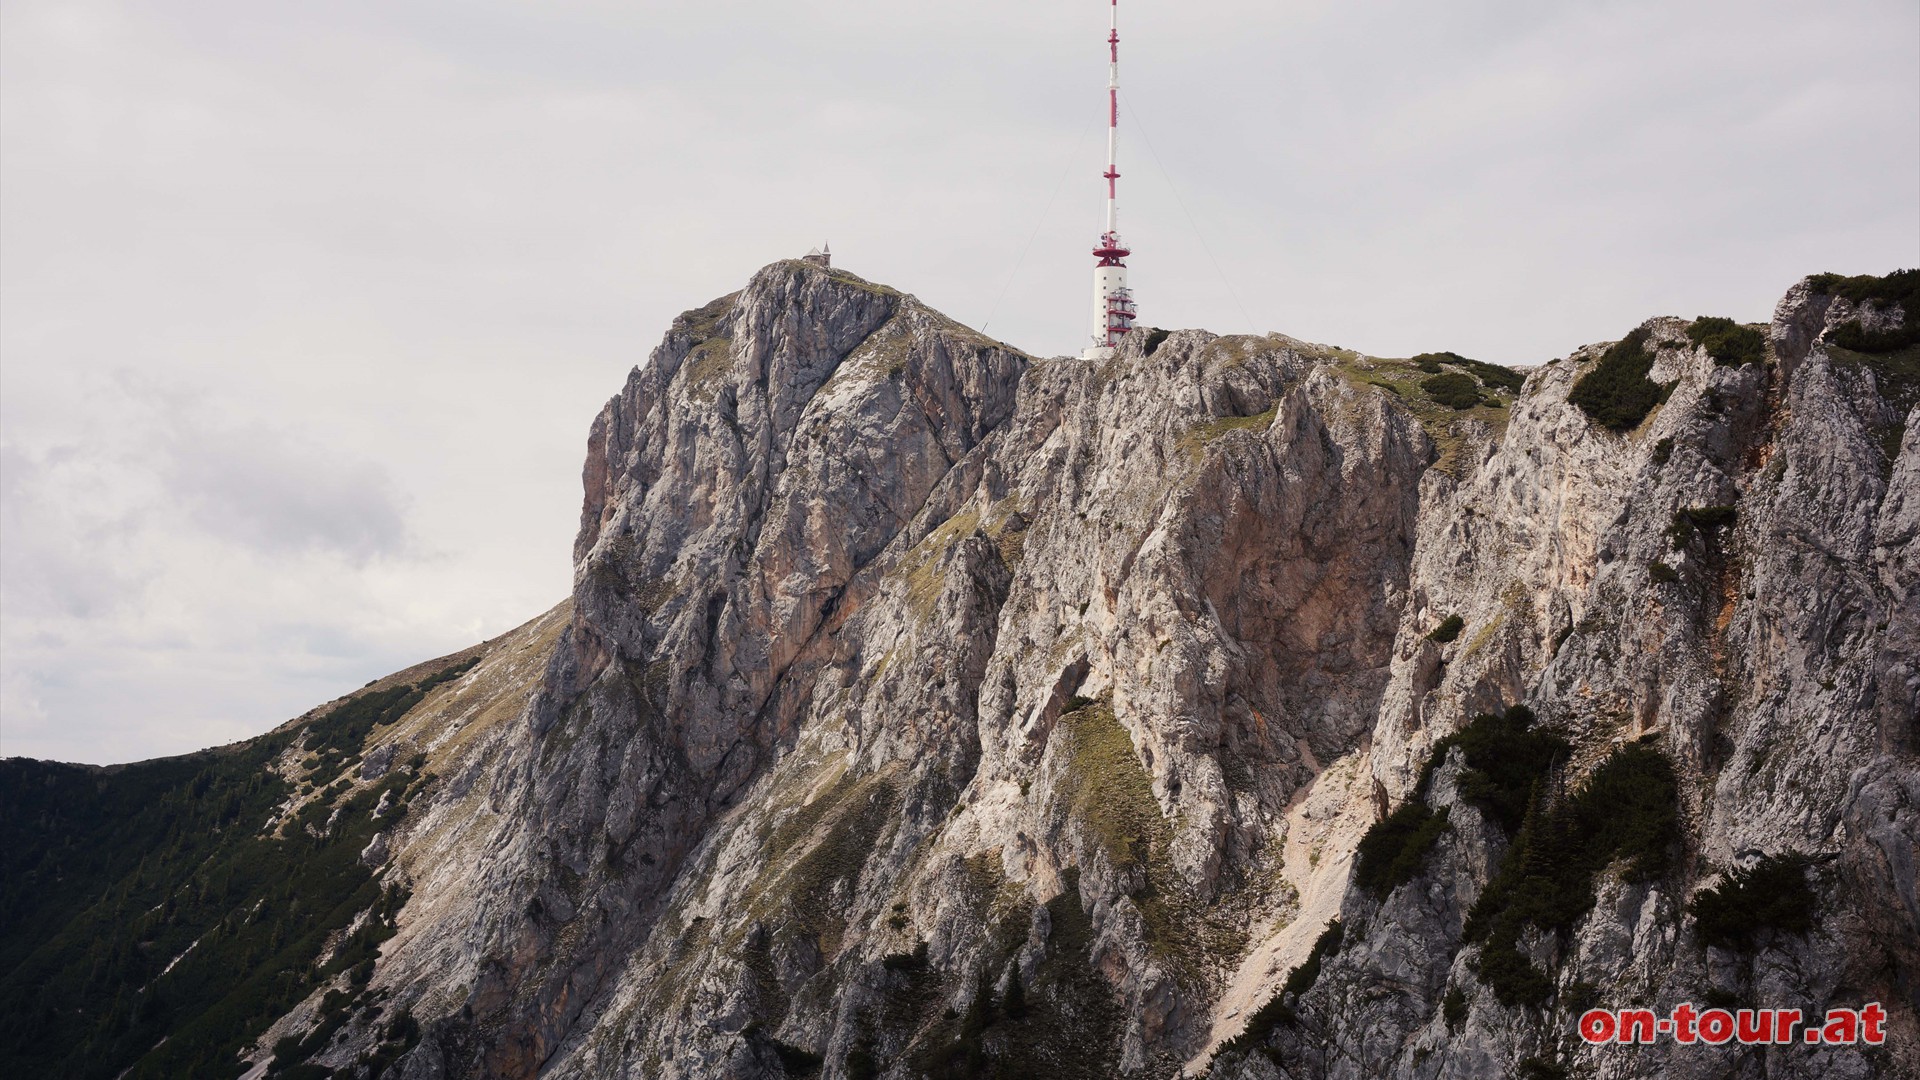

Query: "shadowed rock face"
left=248, top=261, right=1912, bottom=1080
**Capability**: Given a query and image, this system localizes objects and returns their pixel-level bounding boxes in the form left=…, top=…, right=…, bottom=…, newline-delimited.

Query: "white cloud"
left=157, top=402, right=413, bottom=564
left=2, top=0, right=1915, bottom=762
left=0, top=374, right=444, bottom=761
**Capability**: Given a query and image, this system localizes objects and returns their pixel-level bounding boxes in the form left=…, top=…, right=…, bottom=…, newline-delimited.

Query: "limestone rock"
left=249, top=262, right=1913, bottom=1080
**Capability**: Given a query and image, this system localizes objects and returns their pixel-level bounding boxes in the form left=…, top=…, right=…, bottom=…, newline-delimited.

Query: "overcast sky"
left=3, top=0, right=1915, bottom=765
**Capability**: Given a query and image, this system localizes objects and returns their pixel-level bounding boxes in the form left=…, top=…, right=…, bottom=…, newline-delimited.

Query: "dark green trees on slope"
left=0, top=658, right=471, bottom=1079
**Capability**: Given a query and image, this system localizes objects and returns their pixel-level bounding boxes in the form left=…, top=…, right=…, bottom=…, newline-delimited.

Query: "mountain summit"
left=4, top=260, right=1915, bottom=1080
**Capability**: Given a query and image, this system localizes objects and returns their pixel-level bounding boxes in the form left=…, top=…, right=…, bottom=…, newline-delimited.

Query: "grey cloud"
left=159, top=413, right=413, bottom=564
left=0, top=441, right=154, bottom=621
left=0, top=374, right=428, bottom=762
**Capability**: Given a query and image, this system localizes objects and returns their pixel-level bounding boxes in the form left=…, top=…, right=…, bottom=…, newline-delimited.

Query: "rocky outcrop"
left=252, top=260, right=1913, bottom=1080
left=528, top=309, right=1435, bottom=1080
left=1209, top=284, right=1918, bottom=1080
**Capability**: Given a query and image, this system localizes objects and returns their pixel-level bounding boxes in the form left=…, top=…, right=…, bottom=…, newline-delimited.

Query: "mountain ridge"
left=3, top=260, right=1914, bottom=1080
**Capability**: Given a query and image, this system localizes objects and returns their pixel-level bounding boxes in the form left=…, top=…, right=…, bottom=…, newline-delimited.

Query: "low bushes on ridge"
left=1684, top=317, right=1767, bottom=366
left=1569, top=327, right=1673, bottom=431
left=1811, top=269, right=1919, bottom=353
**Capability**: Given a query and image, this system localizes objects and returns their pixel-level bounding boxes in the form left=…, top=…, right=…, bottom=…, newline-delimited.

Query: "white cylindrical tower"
left=1083, top=0, right=1136, bottom=360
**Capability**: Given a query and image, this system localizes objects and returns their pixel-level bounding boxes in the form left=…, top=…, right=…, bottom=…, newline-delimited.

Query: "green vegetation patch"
left=1059, top=701, right=1167, bottom=883
left=1460, top=360, right=1527, bottom=393
left=1569, top=327, right=1674, bottom=431
left=841, top=316, right=915, bottom=381
left=306, top=658, right=476, bottom=769
left=676, top=291, right=742, bottom=398
left=680, top=290, right=737, bottom=339
left=1831, top=319, right=1919, bottom=354
left=1420, top=372, right=1483, bottom=410
left=0, top=687, right=441, bottom=1080
left=1353, top=803, right=1451, bottom=900
left=1349, top=706, right=1559, bottom=906
left=1324, top=349, right=1517, bottom=476
left=268, top=927, right=417, bottom=1077
left=751, top=770, right=900, bottom=960
left=1422, top=706, right=1569, bottom=834
left=1685, top=317, right=1767, bottom=367
left=983, top=499, right=1030, bottom=571
left=1214, top=992, right=1293, bottom=1060
left=684, top=336, right=736, bottom=394
left=823, top=264, right=902, bottom=299
left=1411, top=352, right=1526, bottom=393
left=1178, top=406, right=1279, bottom=461
left=1349, top=706, right=1561, bottom=906
left=1014, top=878, right=1125, bottom=1076
left=898, top=508, right=983, bottom=623
left=1810, top=269, right=1920, bottom=353
left=1056, top=702, right=1238, bottom=985
left=1284, top=919, right=1345, bottom=998
left=0, top=651, right=466, bottom=1078
left=1465, top=741, right=1679, bottom=1008
left=1688, top=853, right=1818, bottom=951
left=1812, top=270, right=1920, bottom=459
left=925, top=965, right=1003, bottom=1078
left=1810, top=269, right=1920, bottom=308
left=1828, top=340, right=1920, bottom=469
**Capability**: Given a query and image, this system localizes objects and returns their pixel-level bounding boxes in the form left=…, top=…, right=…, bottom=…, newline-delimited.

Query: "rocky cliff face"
left=1202, top=281, right=1918, bottom=1080
left=91, top=260, right=1913, bottom=1080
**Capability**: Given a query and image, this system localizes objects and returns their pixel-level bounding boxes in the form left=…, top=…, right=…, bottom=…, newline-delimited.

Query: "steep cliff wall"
left=20, top=259, right=1905, bottom=1080
left=343, top=261, right=1914, bottom=1080
left=1206, top=279, right=1918, bottom=1080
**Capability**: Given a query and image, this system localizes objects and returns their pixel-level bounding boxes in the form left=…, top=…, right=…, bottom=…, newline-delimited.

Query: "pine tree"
left=1003, top=965, right=1028, bottom=1020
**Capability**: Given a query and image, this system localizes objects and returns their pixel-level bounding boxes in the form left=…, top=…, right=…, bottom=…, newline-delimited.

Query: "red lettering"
left=1861, top=1002, right=1886, bottom=1044
left=1568, top=1003, right=1875, bottom=1047
left=1673, top=1003, right=1699, bottom=1043
left=1579, top=1009, right=1616, bottom=1044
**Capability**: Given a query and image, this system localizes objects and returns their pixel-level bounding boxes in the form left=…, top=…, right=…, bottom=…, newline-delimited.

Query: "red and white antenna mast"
left=1084, top=0, right=1137, bottom=359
